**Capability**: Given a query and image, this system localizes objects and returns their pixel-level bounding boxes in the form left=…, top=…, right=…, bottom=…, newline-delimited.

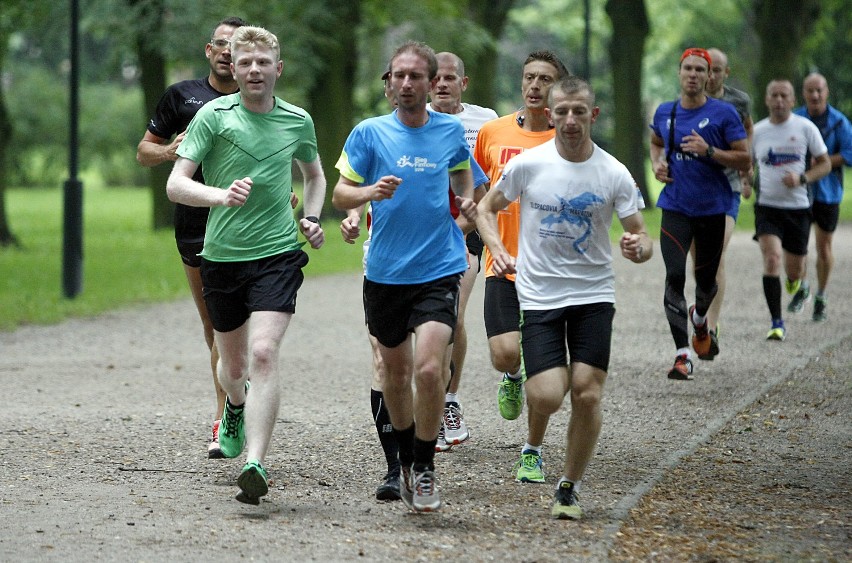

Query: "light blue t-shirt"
left=336, top=110, right=471, bottom=284
left=650, top=97, right=747, bottom=216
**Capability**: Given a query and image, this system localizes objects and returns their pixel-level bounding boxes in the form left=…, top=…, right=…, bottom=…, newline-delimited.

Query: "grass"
left=0, top=186, right=363, bottom=331
left=2, top=174, right=850, bottom=332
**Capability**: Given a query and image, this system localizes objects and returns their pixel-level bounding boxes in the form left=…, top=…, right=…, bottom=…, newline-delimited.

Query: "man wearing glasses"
left=136, top=17, right=247, bottom=459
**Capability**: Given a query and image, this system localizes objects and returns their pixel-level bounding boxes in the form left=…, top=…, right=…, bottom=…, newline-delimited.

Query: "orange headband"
left=680, top=48, right=711, bottom=68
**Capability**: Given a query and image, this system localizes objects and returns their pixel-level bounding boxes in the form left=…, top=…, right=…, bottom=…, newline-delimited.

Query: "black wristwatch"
left=799, top=173, right=808, bottom=186
left=304, top=215, right=321, bottom=226
left=705, top=146, right=715, bottom=158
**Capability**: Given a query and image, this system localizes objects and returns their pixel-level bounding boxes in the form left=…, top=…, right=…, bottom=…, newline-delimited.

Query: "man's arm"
left=295, top=157, right=326, bottom=249
left=137, top=130, right=185, bottom=167
left=166, top=157, right=251, bottom=208
left=650, top=132, right=672, bottom=183
left=681, top=132, right=750, bottom=172
left=340, top=205, right=366, bottom=244
left=332, top=175, right=401, bottom=211
left=474, top=188, right=514, bottom=277
left=618, top=212, right=653, bottom=264
left=450, top=167, right=477, bottom=225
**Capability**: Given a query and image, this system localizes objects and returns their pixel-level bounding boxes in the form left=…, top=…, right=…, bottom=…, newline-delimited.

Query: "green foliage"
left=0, top=185, right=363, bottom=331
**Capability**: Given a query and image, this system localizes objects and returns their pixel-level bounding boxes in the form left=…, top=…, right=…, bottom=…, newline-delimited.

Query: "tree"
left=605, top=0, right=651, bottom=204
left=465, top=0, right=515, bottom=111
left=0, top=35, right=17, bottom=247
left=752, top=0, right=821, bottom=120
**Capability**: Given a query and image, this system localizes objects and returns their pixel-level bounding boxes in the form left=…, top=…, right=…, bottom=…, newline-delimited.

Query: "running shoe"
left=551, top=480, right=583, bottom=520
left=236, top=459, right=268, bottom=505
left=207, top=419, right=224, bottom=459
left=515, top=450, right=546, bottom=483
left=689, top=305, right=712, bottom=358
left=497, top=373, right=524, bottom=420
left=787, top=285, right=811, bottom=313
left=400, top=465, right=414, bottom=509
left=411, top=469, right=441, bottom=512
left=667, top=353, right=694, bottom=381
left=766, top=319, right=786, bottom=341
left=375, top=464, right=401, bottom=501
left=812, top=296, right=827, bottom=322
left=218, top=398, right=245, bottom=458
left=435, top=425, right=452, bottom=452
left=698, top=325, right=721, bottom=361
left=442, top=402, right=470, bottom=445
left=785, top=278, right=801, bottom=295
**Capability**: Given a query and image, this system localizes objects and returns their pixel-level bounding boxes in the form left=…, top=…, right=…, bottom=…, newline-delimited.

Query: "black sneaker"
left=551, top=480, right=582, bottom=519
left=812, top=296, right=827, bottom=322
left=375, top=465, right=401, bottom=501
left=787, top=285, right=811, bottom=313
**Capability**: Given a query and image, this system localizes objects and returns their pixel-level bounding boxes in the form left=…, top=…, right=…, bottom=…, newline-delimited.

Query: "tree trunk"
left=133, top=0, right=172, bottom=230
left=0, top=38, right=20, bottom=247
left=753, top=0, right=821, bottom=120
left=465, top=0, right=515, bottom=111
left=305, top=1, right=360, bottom=217
left=605, top=0, right=651, bottom=206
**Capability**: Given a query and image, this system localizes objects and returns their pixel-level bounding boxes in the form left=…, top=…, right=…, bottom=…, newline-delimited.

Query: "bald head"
left=706, top=48, right=729, bottom=98
left=436, top=52, right=464, bottom=77
left=802, top=72, right=829, bottom=116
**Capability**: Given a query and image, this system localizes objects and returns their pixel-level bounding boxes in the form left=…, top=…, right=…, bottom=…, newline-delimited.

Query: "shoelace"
left=501, top=379, right=521, bottom=400
left=521, top=453, right=541, bottom=470
left=444, top=407, right=462, bottom=430
left=414, top=473, right=434, bottom=495
left=222, top=405, right=243, bottom=438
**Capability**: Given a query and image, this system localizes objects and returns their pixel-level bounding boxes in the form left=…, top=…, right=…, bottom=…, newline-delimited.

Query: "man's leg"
left=705, top=214, right=735, bottom=330
left=183, top=263, right=226, bottom=457
left=814, top=225, right=834, bottom=294
left=369, top=333, right=401, bottom=500
left=759, top=234, right=786, bottom=340
left=242, top=310, right=291, bottom=464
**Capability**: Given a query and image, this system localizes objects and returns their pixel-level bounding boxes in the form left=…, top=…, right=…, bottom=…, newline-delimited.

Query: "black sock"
left=763, top=275, right=782, bottom=321
left=413, top=437, right=437, bottom=472
left=393, top=423, right=415, bottom=468
left=370, top=389, right=399, bottom=470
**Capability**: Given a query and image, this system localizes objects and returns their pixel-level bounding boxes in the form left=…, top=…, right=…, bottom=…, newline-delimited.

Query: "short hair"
left=436, top=52, right=465, bottom=78
left=211, top=16, right=247, bottom=39
left=766, top=79, right=794, bottom=96
left=230, top=26, right=280, bottom=60
left=524, top=50, right=569, bottom=79
left=389, top=41, right=438, bottom=80
left=548, top=76, right=595, bottom=107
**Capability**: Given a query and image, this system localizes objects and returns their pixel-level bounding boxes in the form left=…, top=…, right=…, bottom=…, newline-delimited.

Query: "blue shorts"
left=726, top=191, right=741, bottom=222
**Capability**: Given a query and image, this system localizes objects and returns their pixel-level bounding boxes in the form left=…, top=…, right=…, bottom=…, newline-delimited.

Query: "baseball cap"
left=380, top=64, right=390, bottom=81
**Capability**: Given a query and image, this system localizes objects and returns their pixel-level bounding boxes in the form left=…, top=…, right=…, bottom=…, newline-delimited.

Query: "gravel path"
left=1, top=226, right=849, bottom=562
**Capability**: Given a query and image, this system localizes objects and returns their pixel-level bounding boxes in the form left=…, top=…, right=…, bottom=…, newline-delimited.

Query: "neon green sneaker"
left=236, top=459, right=268, bottom=505
left=514, top=450, right=545, bottom=483
left=785, top=278, right=801, bottom=295
left=497, top=373, right=524, bottom=420
left=218, top=398, right=245, bottom=458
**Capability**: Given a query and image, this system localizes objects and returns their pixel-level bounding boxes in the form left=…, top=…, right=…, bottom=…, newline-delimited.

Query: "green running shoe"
left=785, top=278, right=801, bottom=295
left=812, top=296, right=827, bottom=322
left=551, top=480, right=583, bottom=520
left=236, top=459, right=268, bottom=505
left=497, top=373, right=524, bottom=420
left=787, top=284, right=811, bottom=313
left=515, top=450, right=545, bottom=483
left=218, top=398, right=245, bottom=458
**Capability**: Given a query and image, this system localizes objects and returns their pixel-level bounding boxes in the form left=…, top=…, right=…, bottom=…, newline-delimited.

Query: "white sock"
left=522, top=443, right=542, bottom=455
left=506, top=370, right=522, bottom=381
left=676, top=347, right=691, bottom=359
left=692, top=308, right=706, bottom=327
left=445, top=392, right=459, bottom=404
left=557, top=477, right=581, bottom=493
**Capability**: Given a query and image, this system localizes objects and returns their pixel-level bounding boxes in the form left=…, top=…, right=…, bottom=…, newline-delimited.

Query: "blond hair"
left=230, top=26, right=280, bottom=59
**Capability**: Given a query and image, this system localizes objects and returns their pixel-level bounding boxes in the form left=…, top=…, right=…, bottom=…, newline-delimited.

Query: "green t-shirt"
left=178, top=93, right=318, bottom=262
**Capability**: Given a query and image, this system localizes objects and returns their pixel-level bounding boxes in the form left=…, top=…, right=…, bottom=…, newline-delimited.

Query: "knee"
left=414, top=358, right=444, bottom=388
left=527, top=385, right=564, bottom=416
left=570, top=385, right=602, bottom=414
left=489, top=342, right=521, bottom=373
left=250, top=340, right=278, bottom=370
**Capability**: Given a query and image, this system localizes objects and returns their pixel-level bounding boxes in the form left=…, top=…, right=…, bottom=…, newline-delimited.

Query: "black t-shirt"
left=148, top=78, right=228, bottom=243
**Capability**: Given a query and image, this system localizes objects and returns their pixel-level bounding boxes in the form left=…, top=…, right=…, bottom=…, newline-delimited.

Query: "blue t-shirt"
left=336, top=110, right=471, bottom=284
left=793, top=104, right=852, bottom=204
left=650, top=97, right=747, bottom=216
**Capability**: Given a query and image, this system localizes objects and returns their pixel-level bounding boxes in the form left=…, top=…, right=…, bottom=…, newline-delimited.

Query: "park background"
left=0, top=0, right=850, bottom=329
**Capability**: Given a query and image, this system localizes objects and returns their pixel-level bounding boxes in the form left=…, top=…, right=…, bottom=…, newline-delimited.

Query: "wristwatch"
left=705, top=146, right=715, bottom=158
left=799, top=173, right=808, bottom=186
left=304, top=215, right=321, bottom=226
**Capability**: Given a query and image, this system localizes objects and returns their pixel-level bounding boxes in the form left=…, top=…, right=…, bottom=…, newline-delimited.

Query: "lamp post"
left=62, top=0, right=83, bottom=298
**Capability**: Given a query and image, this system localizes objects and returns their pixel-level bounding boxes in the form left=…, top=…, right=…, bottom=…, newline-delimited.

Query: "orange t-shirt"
left=473, top=113, right=555, bottom=280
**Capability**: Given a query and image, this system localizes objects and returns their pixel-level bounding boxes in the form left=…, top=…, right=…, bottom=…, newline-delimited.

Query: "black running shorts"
left=754, top=205, right=811, bottom=256
left=484, top=276, right=520, bottom=338
left=201, top=250, right=309, bottom=333
left=520, top=302, right=616, bottom=377
left=363, top=273, right=462, bottom=348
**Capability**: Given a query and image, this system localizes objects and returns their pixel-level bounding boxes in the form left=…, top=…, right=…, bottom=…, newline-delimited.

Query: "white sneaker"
left=435, top=424, right=452, bottom=452
left=442, top=402, right=469, bottom=445
left=411, top=470, right=441, bottom=512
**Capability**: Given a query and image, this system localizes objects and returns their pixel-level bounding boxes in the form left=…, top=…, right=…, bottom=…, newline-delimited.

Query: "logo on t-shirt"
left=184, top=97, right=204, bottom=106
left=762, top=148, right=799, bottom=166
left=397, top=155, right=438, bottom=172
left=537, top=192, right=605, bottom=254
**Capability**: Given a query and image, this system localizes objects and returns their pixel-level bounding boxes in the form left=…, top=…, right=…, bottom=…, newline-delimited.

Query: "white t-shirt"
left=753, top=114, right=827, bottom=210
left=493, top=141, right=643, bottom=310
left=457, top=103, right=498, bottom=152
